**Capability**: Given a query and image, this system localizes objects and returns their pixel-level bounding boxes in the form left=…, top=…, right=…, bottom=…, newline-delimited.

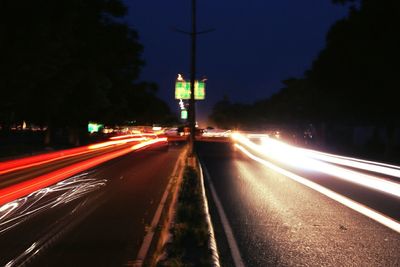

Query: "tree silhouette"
left=210, top=0, right=400, bottom=158
left=0, top=0, right=174, bottom=145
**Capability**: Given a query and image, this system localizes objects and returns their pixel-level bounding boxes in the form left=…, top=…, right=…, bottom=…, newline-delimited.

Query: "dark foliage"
left=302, top=1, right=396, bottom=124
left=208, top=0, right=400, bottom=160
left=209, top=96, right=254, bottom=129
left=210, top=0, right=400, bottom=128
left=0, top=0, right=174, bottom=144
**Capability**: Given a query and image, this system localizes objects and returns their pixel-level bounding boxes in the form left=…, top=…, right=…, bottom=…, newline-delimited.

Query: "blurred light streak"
left=131, top=137, right=168, bottom=150
left=245, top=133, right=270, bottom=139
left=109, top=134, right=146, bottom=140
left=297, top=148, right=400, bottom=178
left=235, top=144, right=400, bottom=234
left=87, top=137, right=143, bottom=149
left=5, top=242, right=38, bottom=267
left=0, top=138, right=167, bottom=207
left=0, top=138, right=141, bottom=175
left=202, top=130, right=231, bottom=138
left=0, top=147, right=96, bottom=175
left=0, top=172, right=106, bottom=235
left=241, top=132, right=400, bottom=177
left=232, top=133, right=400, bottom=198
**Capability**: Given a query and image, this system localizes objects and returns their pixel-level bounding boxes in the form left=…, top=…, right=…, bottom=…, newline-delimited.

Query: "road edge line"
left=202, top=164, right=246, bottom=267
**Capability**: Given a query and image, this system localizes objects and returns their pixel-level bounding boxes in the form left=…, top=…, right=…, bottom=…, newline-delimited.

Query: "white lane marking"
left=202, top=165, right=246, bottom=267
left=134, top=149, right=186, bottom=266
left=236, top=144, right=400, bottom=234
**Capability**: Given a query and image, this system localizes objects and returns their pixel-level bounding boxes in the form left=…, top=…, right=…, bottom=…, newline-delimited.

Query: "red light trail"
left=0, top=138, right=167, bottom=207
left=0, top=137, right=144, bottom=175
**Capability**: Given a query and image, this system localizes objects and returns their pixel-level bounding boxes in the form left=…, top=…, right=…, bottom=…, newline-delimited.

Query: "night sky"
left=123, top=1, right=349, bottom=126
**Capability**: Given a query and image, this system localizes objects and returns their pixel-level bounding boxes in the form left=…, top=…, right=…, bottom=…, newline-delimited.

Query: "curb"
left=197, top=158, right=221, bottom=267
left=148, top=149, right=221, bottom=267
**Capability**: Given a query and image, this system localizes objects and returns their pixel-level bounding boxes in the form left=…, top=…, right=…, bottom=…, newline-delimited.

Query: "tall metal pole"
left=189, top=0, right=197, bottom=155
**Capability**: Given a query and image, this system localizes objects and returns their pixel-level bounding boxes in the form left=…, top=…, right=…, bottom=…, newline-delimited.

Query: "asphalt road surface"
left=0, top=144, right=184, bottom=266
left=0, top=141, right=147, bottom=189
left=197, top=141, right=400, bottom=266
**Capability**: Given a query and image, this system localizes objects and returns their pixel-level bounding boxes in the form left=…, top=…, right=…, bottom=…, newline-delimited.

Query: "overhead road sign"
left=175, top=80, right=205, bottom=100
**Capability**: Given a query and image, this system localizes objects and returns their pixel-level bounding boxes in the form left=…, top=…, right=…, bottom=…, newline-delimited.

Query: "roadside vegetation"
left=158, top=166, right=213, bottom=267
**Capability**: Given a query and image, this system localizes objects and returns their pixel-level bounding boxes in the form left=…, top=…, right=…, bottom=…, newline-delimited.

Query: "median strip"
left=150, top=155, right=220, bottom=267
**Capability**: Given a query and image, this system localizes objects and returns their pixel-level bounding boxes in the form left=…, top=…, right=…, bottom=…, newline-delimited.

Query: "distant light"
left=181, top=110, right=188, bottom=120
left=179, top=99, right=185, bottom=110
left=88, top=123, right=103, bottom=133
left=102, top=128, right=113, bottom=134
left=152, top=126, right=162, bottom=131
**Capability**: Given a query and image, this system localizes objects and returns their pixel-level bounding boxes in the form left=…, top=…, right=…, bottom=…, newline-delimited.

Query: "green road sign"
left=88, top=122, right=103, bottom=133
left=195, top=81, right=205, bottom=100
left=181, top=109, right=188, bottom=119
left=175, top=81, right=190, bottom=99
left=175, top=80, right=205, bottom=100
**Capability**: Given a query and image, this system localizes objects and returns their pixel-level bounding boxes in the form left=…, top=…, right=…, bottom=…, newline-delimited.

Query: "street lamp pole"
left=189, top=0, right=197, bottom=155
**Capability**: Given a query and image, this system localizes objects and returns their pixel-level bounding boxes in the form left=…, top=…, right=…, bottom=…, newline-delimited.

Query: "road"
left=0, top=142, right=184, bottom=266
left=197, top=140, right=400, bottom=266
left=0, top=141, right=141, bottom=188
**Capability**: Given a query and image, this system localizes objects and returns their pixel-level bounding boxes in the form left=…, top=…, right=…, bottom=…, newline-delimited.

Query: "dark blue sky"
left=123, top=1, right=349, bottom=126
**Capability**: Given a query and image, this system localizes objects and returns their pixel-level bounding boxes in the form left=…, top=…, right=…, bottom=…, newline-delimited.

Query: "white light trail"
left=298, top=148, right=400, bottom=179
left=0, top=172, right=107, bottom=235
left=231, top=133, right=400, bottom=198
left=235, top=144, right=400, bottom=234
left=130, top=137, right=167, bottom=150
left=109, top=134, right=146, bottom=140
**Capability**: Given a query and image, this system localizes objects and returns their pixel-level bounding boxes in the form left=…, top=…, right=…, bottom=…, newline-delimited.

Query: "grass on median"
left=157, top=166, right=213, bottom=267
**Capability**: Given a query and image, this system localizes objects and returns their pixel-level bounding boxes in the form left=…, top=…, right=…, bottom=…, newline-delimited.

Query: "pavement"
left=0, top=144, right=184, bottom=266
left=197, top=141, right=400, bottom=267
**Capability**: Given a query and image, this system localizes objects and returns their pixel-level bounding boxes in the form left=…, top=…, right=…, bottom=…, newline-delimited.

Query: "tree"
left=209, top=96, right=254, bottom=129
left=257, top=0, right=400, bottom=128
left=0, top=0, right=173, bottom=145
left=307, top=0, right=400, bottom=125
